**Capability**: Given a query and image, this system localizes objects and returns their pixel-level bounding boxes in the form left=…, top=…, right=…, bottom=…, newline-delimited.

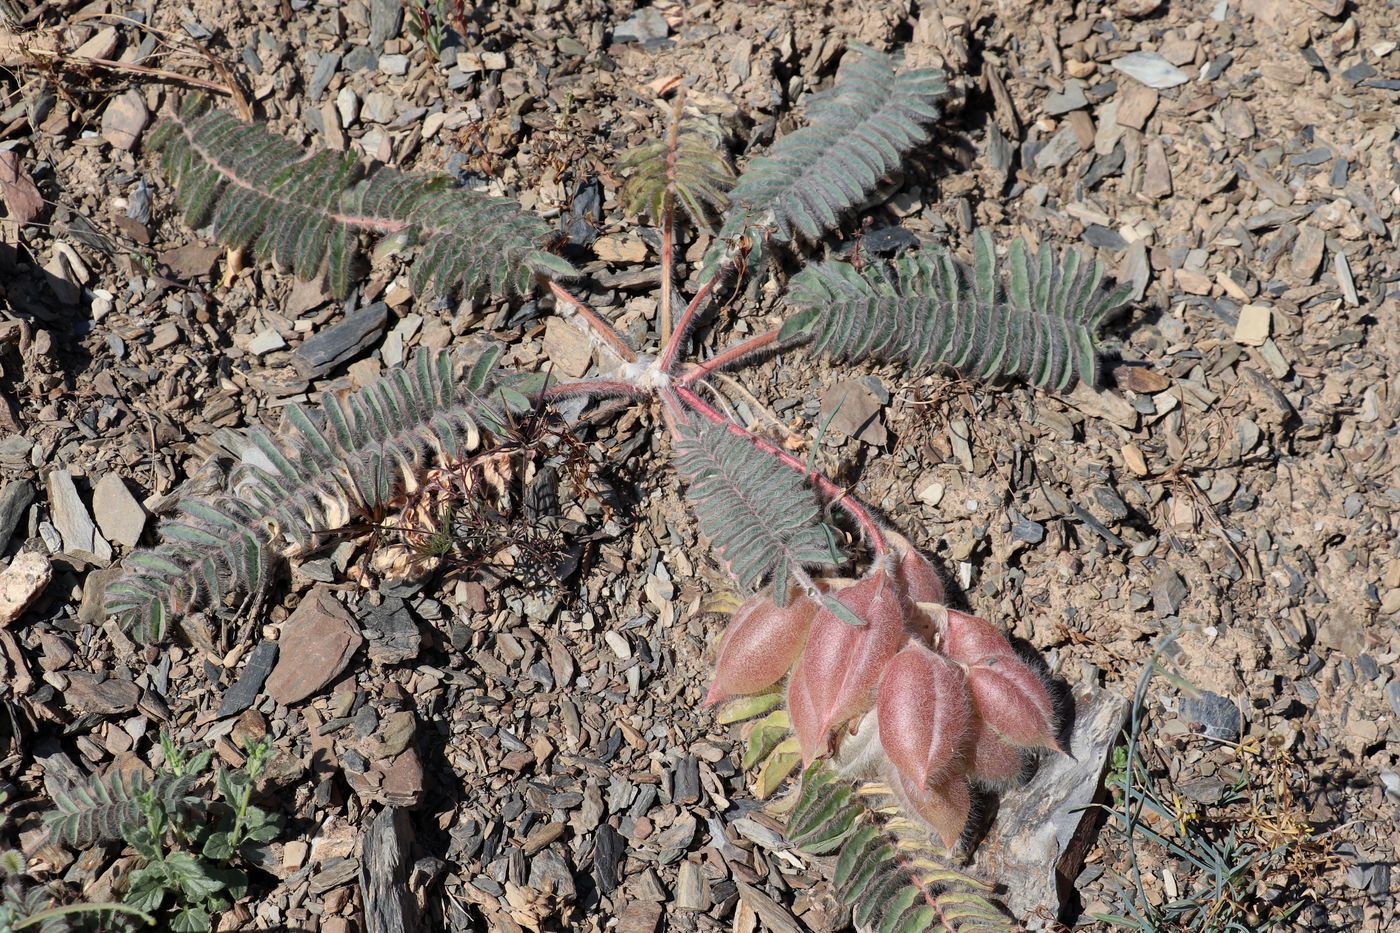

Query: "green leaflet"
left=150, top=95, right=573, bottom=300
left=785, top=233, right=1133, bottom=390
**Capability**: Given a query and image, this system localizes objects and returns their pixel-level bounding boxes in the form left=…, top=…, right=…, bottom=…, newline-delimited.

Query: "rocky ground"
left=1, top=0, right=1397, bottom=931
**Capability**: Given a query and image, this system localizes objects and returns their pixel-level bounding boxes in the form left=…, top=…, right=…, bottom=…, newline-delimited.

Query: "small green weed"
left=1091, top=636, right=1332, bottom=932
left=34, top=733, right=280, bottom=932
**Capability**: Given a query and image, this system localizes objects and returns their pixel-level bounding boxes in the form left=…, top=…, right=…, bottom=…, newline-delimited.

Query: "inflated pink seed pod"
left=787, top=661, right=827, bottom=762
left=967, top=717, right=1024, bottom=785
left=704, top=592, right=818, bottom=705
left=787, top=570, right=906, bottom=764
left=965, top=655, right=1060, bottom=752
left=894, top=543, right=945, bottom=606
left=941, top=609, right=1018, bottom=665
left=876, top=642, right=971, bottom=789
left=890, top=768, right=972, bottom=850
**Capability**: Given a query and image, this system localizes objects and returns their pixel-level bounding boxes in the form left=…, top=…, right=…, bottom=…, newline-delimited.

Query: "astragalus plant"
left=109, top=41, right=1131, bottom=930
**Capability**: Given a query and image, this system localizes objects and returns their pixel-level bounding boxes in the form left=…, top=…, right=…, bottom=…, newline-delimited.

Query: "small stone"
left=247, top=329, right=286, bottom=355
left=73, top=25, right=119, bottom=59
left=1116, top=84, right=1158, bottom=129
left=291, top=302, right=389, bottom=379
left=379, top=53, right=410, bottom=76
left=46, top=470, right=112, bottom=564
left=361, top=91, right=396, bottom=124
left=675, top=860, right=712, bottom=911
left=542, top=318, right=594, bottom=378
left=101, top=90, right=149, bottom=151
left=593, top=235, right=648, bottom=263
left=1179, top=690, right=1241, bottom=742
left=1116, top=0, right=1162, bottom=15
left=1141, top=140, right=1173, bottom=199
left=1121, top=443, right=1148, bottom=477
left=613, top=7, right=668, bottom=44
left=1291, top=225, right=1325, bottom=281
left=0, top=552, right=52, bottom=628
left=1150, top=567, right=1187, bottom=616
left=217, top=639, right=279, bottom=718
left=308, top=51, right=342, bottom=99
left=0, top=479, right=35, bottom=553
left=917, top=479, right=945, bottom=507
left=91, top=473, right=146, bottom=550
left=266, top=587, right=363, bottom=704
left=1034, top=124, right=1083, bottom=173
left=1112, top=52, right=1188, bottom=89
left=1011, top=519, right=1045, bottom=544
left=1334, top=251, right=1359, bottom=306
left=337, top=87, right=360, bottom=127
left=363, top=597, right=421, bottom=664
left=616, top=900, right=662, bottom=933
left=1220, top=99, right=1254, bottom=139
left=63, top=671, right=141, bottom=715
left=820, top=379, right=887, bottom=446
left=1175, top=268, right=1211, bottom=295
left=1044, top=82, right=1088, bottom=115
left=1234, top=304, right=1271, bottom=346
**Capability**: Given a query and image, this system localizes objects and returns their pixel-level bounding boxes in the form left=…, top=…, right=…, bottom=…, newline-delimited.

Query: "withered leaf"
left=0, top=151, right=44, bottom=225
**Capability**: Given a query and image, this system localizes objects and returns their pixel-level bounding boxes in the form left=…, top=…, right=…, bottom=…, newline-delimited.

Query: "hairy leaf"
left=786, top=231, right=1133, bottom=390
left=106, top=349, right=510, bottom=642
left=620, top=108, right=734, bottom=232
left=786, top=764, right=1015, bottom=933
left=673, top=418, right=844, bottom=601
left=150, top=95, right=573, bottom=299
left=718, top=44, right=946, bottom=255
left=44, top=771, right=200, bottom=848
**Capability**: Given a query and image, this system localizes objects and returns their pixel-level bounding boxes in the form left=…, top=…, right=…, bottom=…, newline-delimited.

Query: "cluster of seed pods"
left=705, top=541, right=1061, bottom=848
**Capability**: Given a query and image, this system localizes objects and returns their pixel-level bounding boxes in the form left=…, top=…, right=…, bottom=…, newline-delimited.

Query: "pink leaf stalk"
left=705, top=592, right=818, bottom=705
left=787, top=570, right=906, bottom=763
left=965, top=655, right=1059, bottom=751
left=876, top=642, right=971, bottom=789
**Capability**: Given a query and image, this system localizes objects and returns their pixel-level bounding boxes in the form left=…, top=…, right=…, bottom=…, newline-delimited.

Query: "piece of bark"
left=975, top=684, right=1130, bottom=929
left=359, top=806, right=417, bottom=933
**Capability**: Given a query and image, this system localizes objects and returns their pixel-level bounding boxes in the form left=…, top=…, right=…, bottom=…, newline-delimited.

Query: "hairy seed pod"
left=889, top=768, right=972, bottom=850
left=704, top=592, right=818, bottom=705
left=876, top=642, right=971, bottom=788
left=966, top=717, right=1024, bottom=786
left=787, top=570, right=906, bottom=763
left=894, top=542, right=945, bottom=606
left=965, top=655, right=1059, bottom=751
left=941, top=609, right=1018, bottom=665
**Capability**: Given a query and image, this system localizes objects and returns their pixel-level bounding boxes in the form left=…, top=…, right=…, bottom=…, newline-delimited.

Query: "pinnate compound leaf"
left=45, top=770, right=200, bottom=847
left=783, top=764, right=1016, bottom=933
left=151, top=95, right=572, bottom=300
left=621, top=107, right=734, bottom=231
left=786, top=232, right=1133, bottom=390
left=717, top=43, right=947, bottom=258
left=673, top=418, right=844, bottom=600
left=107, top=349, right=507, bottom=642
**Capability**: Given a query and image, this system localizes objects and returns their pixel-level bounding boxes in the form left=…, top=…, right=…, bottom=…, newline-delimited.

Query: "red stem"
left=658, top=275, right=717, bottom=375
left=673, top=384, right=888, bottom=555
left=547, top=281, right=638, bottom=363
left=678, top=327, right=782, bottom=387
